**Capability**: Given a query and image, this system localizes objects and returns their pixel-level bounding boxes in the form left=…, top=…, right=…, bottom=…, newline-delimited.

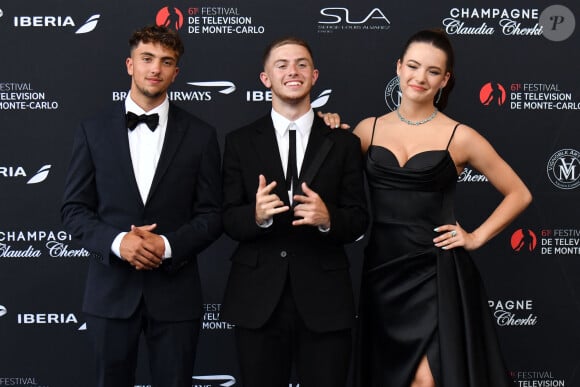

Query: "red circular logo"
left=479, top=82, right=506, bottom=106
left=510, top=229, right=537, bottom=252
left=156, top=7, right=184, bottom=30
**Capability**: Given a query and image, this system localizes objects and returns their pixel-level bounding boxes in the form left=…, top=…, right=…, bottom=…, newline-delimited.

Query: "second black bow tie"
left=126, top=111, right=159, bottom=131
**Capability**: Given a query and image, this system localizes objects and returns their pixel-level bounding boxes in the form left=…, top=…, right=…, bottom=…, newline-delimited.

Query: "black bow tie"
left=126, top=111, right=159, bottom=131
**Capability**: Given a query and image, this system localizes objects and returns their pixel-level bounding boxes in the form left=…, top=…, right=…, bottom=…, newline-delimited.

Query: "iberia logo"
left=480, top=82, right=506, bottom=107
left=156, top=7, right=184, bottom=30
left=510, top=229, right=538, bottom=253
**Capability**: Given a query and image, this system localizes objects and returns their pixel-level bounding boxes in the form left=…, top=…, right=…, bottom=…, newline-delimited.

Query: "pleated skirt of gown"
left=355, top=221, right=512, bottom=387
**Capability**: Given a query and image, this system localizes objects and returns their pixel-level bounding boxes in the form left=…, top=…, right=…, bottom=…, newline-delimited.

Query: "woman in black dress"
left=352, top=29, right=532, bottom=387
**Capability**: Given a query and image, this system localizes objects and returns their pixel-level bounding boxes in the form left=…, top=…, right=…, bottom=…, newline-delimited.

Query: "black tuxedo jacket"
left=61, top=103, right=222, bottom=321
left=220, top=114, right=368, bottom=332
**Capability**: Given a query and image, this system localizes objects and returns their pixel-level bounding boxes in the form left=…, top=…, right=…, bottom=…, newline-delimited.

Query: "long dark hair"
left=400, top=29, right=455, bottom=111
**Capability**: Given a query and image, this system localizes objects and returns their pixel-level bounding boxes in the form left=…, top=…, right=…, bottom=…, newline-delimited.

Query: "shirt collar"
left=271, top=108, right=314, bottom=138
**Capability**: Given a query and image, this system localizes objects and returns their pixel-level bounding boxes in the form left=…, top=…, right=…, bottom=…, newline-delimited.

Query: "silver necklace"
left=396, top=107, right=438, bottom=126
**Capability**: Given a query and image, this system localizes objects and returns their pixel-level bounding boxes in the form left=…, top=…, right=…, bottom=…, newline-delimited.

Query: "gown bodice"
left=365, top=145, right=459, bottom=265
left=366, top=145, right=458, bottom=226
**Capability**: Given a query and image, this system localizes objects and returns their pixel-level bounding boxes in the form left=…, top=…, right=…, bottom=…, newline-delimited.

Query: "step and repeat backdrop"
left=1, top=0, right=579, bottom=386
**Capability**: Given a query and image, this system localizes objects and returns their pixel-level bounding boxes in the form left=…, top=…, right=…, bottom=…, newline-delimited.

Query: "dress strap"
left=370, top=117, right=378, bottom=146
left=445, top=123, right=461, bottom=150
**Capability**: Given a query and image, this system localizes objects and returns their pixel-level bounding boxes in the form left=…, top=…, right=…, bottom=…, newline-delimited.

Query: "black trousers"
left=86, top=299, right=200, bottom=387
left=235, top=279, right=352, bottom=387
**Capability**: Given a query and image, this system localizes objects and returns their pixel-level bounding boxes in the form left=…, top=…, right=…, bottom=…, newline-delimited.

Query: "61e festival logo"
left=511, top=228, right=580, bottom=255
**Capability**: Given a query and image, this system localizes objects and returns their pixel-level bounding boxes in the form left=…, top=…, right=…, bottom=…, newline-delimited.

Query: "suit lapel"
left=109, top=104, right=144, bottom=206
left=147, top=104, right=185, bottom=203
left=300, top=117, right=333, bottom=188
left=251, top=116, right=287, bottom=199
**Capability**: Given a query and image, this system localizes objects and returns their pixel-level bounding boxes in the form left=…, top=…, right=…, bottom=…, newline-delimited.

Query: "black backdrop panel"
left=1, top=1, right=579, bottom=386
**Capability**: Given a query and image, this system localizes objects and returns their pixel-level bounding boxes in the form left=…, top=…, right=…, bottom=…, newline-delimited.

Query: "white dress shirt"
left=111, top=92, right=172, bottom=260
left=271, top=108, right=313, bottom=200
left=126, top=96, right=168, bottom=204
left=258, top=108, right=333, bottom=232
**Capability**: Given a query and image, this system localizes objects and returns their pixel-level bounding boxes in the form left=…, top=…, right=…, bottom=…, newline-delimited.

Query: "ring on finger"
left=450, top=230, right=457, bottom=237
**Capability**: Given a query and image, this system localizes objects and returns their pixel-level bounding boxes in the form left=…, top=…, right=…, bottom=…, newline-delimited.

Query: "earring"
left=435, top=88, right=443, bottom=104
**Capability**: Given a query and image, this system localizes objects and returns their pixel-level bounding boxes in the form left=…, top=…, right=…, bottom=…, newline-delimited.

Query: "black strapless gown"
left=356, top=145, right=511, bottom=387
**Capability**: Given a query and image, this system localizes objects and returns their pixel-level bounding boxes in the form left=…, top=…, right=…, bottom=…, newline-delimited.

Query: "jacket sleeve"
left=60, top=123, right=120, bottom=266
left=221, top=132, right=273, bottom=242
left=163, top=127, right=223, bottom=268
left=323, top=133, right=369, bottom=244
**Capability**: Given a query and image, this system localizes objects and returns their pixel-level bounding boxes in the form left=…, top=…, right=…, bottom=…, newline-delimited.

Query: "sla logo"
left=156, top=6, right=185, bottom=30
left=480, top=82, right=506, bottom=106
left=0, top=165, right=51, bottom=184
left=317, top=7, right=391, bottom=34
left=318, top=7, right=391, bottom=26
left=510, top=229, right=538, bottom=253
left=0, top=304, right=7, bottom=317
left=547, top=148, right=580, bottom=190
left=13, top=13, right=100, bottom=34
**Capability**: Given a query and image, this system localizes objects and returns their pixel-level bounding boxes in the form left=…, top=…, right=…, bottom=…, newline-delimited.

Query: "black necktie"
left=286, top=124, right=299, bottom=192
left=126, top=111, right=159, bottom=131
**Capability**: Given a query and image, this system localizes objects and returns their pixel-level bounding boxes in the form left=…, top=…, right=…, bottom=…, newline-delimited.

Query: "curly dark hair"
left=129, top=24, right=185, bottom=61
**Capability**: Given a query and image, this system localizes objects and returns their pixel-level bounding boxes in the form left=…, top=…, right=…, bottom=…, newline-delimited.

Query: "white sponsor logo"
left=186, top=7, right=265, bottom=35
left=509, top=82, right=580, bottom=111
left=113, top=81, right=236, bottom=102
left=245, top=89, right=334, bottom=108
left=193, top=375, right=236, bottom=387
left=547, top=149, right=580, bottom=190
left=318, top=7, right=391, bottom=34
left=0, top=377, right=40, bottom=385
left=187, top=81, right=237, bottom=94
left=0, top=243, right=41, bottom=258
left=27, top=165, right=51, bottom=184
left=17, top=313, right=79, bottom=325
left=0, top=230, right=90, bottom=259
left=488, top=299, right=538, bottom=327
left=75, top=14, right=100, bottom=34
left=12, top=13, right=100, bottom=33
left=0, top=82, right=60, bottom=110
left=511, top=370, right=566, bottom=386
left=538, top=228, right=580, bottom=255
left=202, top=304, right=234, bottom=330
left=311, top=90, right=332, bottom=108
left=457, top=167, right=489, bottom=183
left=384, top=76, right=401, bottom=111
left=442, top=5, right=576, bottom=41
